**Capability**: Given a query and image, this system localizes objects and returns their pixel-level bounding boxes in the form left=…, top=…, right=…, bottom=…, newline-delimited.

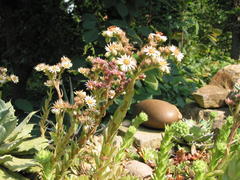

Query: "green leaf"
left=109, top=19, right=128, bottom=28
left=0, top=139, right=25, bottom=154
left=7, top=111, right=36, bottom=141
left=176, top=97, right=185, bottom=108
left=13, top=137, right=48, bottom=154
left=83, top=29, right=99, bottom=43
left=0, top=125, right=6, bottom=143
left=0, top=101, right=16, bottom=125
left=15, top=124, right=34, bottom=140
left=0, top=155, right=13, bottom=164
left=14, top=99, right=33, bottom=112
left=78, top=175, right=90, bottom=180
left=145, top=73, right=159, bottom=90
left=138, top=26, right=152, bottom=37
left=3, top=156, right=38, bottom=172
left=82, top=14, right=97, bottom=22
left=0, top=120, right=17, bottom=143
left=82, top=21, right=96, bottom=30
left=0, top=167, right=28, bottom=180
left=116, top=2, right=128, bottom=17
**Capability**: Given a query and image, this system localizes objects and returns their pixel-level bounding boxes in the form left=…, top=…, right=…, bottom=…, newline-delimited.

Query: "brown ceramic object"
left=134, top=99, right=182, bottom=129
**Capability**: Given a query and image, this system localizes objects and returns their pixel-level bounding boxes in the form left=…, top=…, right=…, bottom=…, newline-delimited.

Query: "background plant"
left=0, top=99, right=47, bottom=179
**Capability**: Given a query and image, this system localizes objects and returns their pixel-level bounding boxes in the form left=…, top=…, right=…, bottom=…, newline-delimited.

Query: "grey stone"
left=125, top=160, right=153, bottom=178
left=182, top=103, right=230, bottom=128
left=118, top=125, right=164, bottom=149
left=192, top=85, right=229, bottom=108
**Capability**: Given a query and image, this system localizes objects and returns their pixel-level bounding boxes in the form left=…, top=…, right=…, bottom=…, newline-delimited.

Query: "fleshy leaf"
left=0, top=167, right=28, bottom=180
left=3, top=156, right=38, bottom=172
left=0, top=155, right=13, bottom=164
left=13, top=137, right=48, bottom=155
left=7, top=111, right=36, bottom=141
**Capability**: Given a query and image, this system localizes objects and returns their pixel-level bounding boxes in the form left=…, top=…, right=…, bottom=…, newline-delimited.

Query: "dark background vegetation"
left=0, top=0, right=239, bottom=112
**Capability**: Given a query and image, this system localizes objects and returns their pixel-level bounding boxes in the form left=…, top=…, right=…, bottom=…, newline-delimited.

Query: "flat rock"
left=118, top=124, right=164, bottom=149
left=182, top=103, right=230, bottom=129
left=125, top=160, right=153, bottom=178
left=210, top=64, right=240, bottom=90
left=134, top=99, right=182, bottom=129
left=192, top=85, right=229, bottom=108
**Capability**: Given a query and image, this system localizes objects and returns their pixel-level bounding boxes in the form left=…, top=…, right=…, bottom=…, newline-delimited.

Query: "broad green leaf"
left=82, top=13, right=97, bottom=22
left=14, top=99, right=33, bottom=112
left=116, top=2, right=128, bottom=17
left=7, top=111, right=36, bottom=141
left=0, top=155, right=12, bottom=164
left=145, top=73, right=159, bottom=90
left=0, top=167, right=28, bottom=180
left=0, top=108, right=10, bottom=124
left=0, top=139, right=25, bottom=154
left=0, top=120, right=17, bottom=143
left=83, top=29, right=99, bottom=43
left=138, top=26, right=152, bottom=37
left=13, top=137, right=48, bottom=154
left=3, top=156, right=38, bottom=172
left=82, top=21, right=96, bottom=30
left=15, top=124, right=34, bottom=140
left=109, top=19, right=128, bottom=28
left=0, top=125, right=6, bottom=143
left=0, top=101, right=16, bottom=124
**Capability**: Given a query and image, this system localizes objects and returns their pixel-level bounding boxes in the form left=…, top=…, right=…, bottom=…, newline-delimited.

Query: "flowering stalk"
left=35, top=26, right=183, bottom=179
left=40, top=87, right=53, bottom=137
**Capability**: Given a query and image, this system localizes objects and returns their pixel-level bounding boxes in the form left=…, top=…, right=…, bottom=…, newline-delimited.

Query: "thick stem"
left=93, top=78, right=137, bottom=179
left=40, top=87, right=53, bottom=137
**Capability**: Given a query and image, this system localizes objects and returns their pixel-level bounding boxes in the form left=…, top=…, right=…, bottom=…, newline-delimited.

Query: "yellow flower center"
left=159, top=61, right=167, bottom=66
left=123, top=59, right=130, bottom=65
left=148, top=48, right=155, bottom=54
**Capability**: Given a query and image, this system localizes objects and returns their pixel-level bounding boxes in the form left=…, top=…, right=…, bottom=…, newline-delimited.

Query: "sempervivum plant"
left=0, top=99, right=47, bottom=179
left=172, top=119, right=214, bottom=148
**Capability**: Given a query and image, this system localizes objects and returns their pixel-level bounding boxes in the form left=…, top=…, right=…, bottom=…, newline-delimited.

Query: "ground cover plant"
left=0, top=25, right=240, bottom=180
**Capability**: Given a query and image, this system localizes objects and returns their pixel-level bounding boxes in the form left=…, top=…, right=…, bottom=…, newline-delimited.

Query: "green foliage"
left=0, top=99, right=48, bottom=179
left=209, top=116, right=233, bottom=171
left=172, top=119, right=214, bottom=148
left=192, top=160, right=208, bottom=180
left=14, top=99, right=33, bottom=112
left=153, top=126, right=174, bottom=180
left=221, top=150, right=240, bottom=180
left=35, top=150, right=54, bottom=180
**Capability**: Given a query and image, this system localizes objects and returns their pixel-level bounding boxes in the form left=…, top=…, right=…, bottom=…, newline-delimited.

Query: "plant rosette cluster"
left=0, top=67, right=19, bottom=85
left=34, top=26, right=184, bottom=179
